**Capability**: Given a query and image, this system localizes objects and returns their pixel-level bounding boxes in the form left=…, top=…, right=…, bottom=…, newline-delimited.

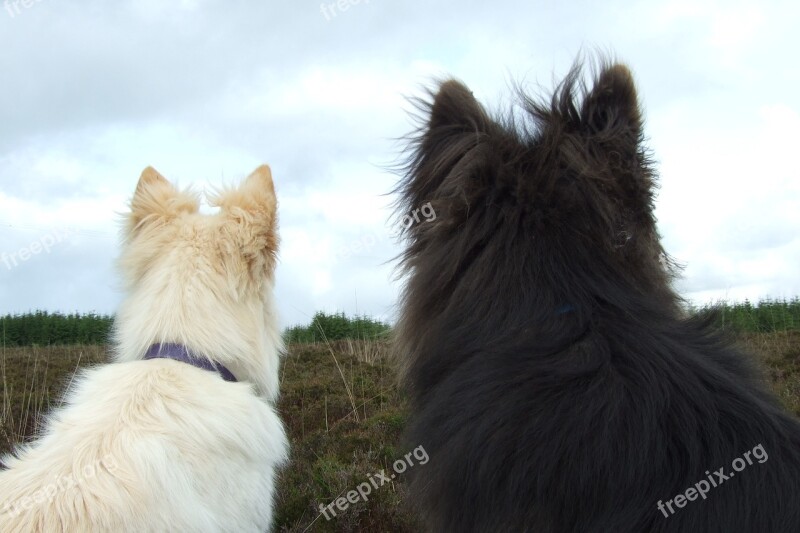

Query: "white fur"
left=0, top=165, right=289, bottom=532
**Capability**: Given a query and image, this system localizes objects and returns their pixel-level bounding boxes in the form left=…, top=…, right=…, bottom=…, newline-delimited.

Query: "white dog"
left=0, top=165, right=289, bottom=532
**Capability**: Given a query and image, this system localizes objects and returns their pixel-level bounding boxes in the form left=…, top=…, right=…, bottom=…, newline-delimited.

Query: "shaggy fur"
left=393, top=61, right=800, bottom=532
left=0, top=165, right=288, bottom=532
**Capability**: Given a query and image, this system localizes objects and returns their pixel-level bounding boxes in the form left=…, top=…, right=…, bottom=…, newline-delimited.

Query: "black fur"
left=393, top=59, right=800, bottom=532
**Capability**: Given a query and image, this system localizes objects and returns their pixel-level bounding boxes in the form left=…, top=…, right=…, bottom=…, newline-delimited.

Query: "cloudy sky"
left=0, top=0, right=798, bottom=328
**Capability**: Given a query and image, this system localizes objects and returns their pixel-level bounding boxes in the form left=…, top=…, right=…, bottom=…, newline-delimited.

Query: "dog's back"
left=1, top=165, right=288, bottom=532
left=401, top=309, right=800, bottom=532
left=1, top=360, right=286, bottom=532
left=394, top=62, right=800, bottom=532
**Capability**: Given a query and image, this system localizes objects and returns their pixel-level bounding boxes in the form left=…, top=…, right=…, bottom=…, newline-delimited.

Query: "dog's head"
left=397, top=62, right=676, bottom=314
left=114, top=165, right=283, bottom=400
left=394, top=62, right=681, bottom=393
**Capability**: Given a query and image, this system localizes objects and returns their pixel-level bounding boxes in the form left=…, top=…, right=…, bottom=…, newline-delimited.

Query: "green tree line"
left=283, top=311, right=391, bottom=344
left=698, top=298, right=800, bottom=333
left=1, top=300, right=797, bottom=346
left=1, top=311, right=113, bottom=346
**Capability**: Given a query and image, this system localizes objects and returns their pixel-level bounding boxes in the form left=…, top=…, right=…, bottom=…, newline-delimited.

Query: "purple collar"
left=143, top=343, right=237, bottom=383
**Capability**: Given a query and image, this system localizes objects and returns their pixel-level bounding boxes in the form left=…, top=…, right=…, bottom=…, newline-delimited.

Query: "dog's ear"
left=578, top=64, right=642, bottom=148
left=565, top=64, right=657, bottom=243
left=402, top=80, right=496, bottom=224
left=429, top=80, right=490, bottom=133
left=218, top=164, right=277, bottom=226
left=128, top=167, right=197, bottom=235
left=215, top=164, right=279, bottom=278
left=568, top=64, right=653, bottom=212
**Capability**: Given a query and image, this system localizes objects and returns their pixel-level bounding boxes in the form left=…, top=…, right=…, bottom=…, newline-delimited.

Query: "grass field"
left=1, top=320, right=799, bottom=530
left=0, top=340, right=420, bottom=532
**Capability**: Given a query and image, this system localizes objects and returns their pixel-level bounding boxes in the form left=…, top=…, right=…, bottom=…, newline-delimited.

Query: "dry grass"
left=0, top=344, right=106, bottom=452
left=275, top=341, right=415, bottom=532
left=342, top=338, right=388, bottom=366
left=0, top=341, right=416, bottom=532
left=737, top=331, right=800, bottom=417
left=0, top=333, right=798, bottom=531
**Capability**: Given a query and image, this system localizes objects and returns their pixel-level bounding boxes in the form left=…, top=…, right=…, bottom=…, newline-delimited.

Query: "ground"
left=1, top=333, right=798, bottom=532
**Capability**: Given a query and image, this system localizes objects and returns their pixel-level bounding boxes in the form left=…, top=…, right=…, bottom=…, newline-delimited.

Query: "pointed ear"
left=580, top=64, right=642, bottom=139
left=135, top=166, right=168, bottom=195
left=402, top=79, right=497, bottom=217
left=243, top=164, right=276, bottom=207
left=214, top=164, right=279, bottom=278
left=128, top=167, right=197, bottom=234
left=216, top=164, right=277, bottom=224
left=429, top=79, right=490, bottom=133
left=572, top=65, right=656, bottom=231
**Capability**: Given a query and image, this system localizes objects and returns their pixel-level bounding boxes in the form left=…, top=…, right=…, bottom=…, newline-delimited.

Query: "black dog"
left=393, top=60, right=800, bottom=532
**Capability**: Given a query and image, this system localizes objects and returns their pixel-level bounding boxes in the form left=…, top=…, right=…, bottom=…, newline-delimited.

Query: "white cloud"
left=0, top=0, right=797, bottom=326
